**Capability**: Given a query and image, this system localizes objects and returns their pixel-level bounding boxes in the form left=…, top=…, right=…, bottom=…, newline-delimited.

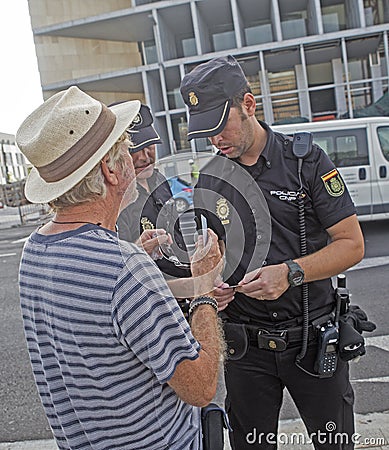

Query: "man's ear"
left=101, top=159, right=119, bottom=186
left=242, top=93, right=256, bottom=116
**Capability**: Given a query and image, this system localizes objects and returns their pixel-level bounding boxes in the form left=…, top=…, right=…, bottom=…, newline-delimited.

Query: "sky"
left=0, top=1, right=43, bottom=137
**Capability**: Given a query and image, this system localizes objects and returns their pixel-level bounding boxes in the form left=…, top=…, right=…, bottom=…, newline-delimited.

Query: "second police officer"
left=117, top=104, right=191, bottom=282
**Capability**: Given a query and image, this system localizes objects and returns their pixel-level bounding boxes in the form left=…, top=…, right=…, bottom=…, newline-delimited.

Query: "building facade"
left=0, top=134, right=29, bottom=185
left=28, top=0, right=389, bottom=157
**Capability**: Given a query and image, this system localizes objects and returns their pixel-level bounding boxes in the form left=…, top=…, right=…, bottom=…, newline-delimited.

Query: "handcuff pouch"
left=223, top=322, right=249, bottom=361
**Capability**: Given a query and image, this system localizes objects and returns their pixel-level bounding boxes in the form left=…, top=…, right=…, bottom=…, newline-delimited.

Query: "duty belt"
left=245, top=323, right=317, bottom=352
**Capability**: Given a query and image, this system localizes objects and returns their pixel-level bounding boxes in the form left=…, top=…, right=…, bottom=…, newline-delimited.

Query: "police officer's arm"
left=296, top=213, right=364, bottom=282
left=237, top=214, right=364, bottom=301
left=167, top=230, right=224, bottom=407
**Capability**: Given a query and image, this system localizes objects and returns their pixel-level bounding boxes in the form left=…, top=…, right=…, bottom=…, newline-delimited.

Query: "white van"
left=273, top=117, right=389, bottom=222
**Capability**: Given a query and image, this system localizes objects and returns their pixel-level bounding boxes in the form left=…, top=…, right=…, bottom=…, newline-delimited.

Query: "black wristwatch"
left=284, top=259, right=305, bottom=287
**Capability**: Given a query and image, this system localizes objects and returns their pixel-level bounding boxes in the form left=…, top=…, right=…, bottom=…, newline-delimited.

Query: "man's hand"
left=135, top=229, right=172, bottom=259
left=236, top=264, right=289, bottom=301
left=213, top=277, right=236, bottom=311
left=191, top=230, right=223, bottom=296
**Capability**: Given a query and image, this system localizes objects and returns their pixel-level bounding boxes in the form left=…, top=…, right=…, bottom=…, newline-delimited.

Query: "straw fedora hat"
left=16, top=86, right=140, bottom=204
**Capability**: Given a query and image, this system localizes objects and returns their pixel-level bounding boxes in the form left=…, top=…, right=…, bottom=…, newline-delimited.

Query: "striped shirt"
left=19, top=224, right=202, bottom=450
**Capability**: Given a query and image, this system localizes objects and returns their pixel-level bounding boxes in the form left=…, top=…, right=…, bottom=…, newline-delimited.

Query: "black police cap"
left=180, top=55, right=248, bottom=140
left=127, top=104, right=162, bottom=152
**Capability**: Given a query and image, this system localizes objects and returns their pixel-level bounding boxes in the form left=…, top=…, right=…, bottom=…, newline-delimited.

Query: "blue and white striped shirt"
left=19, top=224, right=202, bottom=449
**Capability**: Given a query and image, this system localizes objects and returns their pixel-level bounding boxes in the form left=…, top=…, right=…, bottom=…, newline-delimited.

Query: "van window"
left=312, top=128, right=369, bottom=167
left=377, top=126, right=389, bottom=162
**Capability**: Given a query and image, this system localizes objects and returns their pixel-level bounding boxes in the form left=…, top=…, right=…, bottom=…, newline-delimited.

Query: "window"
left=321, top=2, right=347, bottom=31
left=171, top=114, right=190, bottom=152
left=313, top=128, right=369, bottom=167
left=142, top=40, right=158, bottom=64
left=377, top=126, right=389, bottom=161
left=194, top=138, right=213, bottom=153
left=278, top=0, right=310, bottom=38
left=268, top=70, right=299, bottom=122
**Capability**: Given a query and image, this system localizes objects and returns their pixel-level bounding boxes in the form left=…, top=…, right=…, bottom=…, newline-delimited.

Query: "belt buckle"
left=257, top=329, right=288, bottom=352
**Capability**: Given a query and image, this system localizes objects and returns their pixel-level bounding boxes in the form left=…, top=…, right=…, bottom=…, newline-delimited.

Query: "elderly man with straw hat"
left=17, top=86, right=224, bottom=450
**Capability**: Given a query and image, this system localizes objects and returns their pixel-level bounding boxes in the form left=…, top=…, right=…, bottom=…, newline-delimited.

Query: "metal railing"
left=0, top=180, right=51, bottom=227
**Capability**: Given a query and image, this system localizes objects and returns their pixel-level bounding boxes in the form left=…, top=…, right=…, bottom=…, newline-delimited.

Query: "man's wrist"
left=188, top=296, right=218, bottom=317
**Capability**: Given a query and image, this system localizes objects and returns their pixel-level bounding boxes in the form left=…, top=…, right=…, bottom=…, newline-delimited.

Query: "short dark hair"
left=231, top=85, right=253, bottom=122
left=231, top=84, right=252, bottom=109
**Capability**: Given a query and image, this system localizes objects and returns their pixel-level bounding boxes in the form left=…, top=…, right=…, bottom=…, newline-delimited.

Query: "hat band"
left=37, top=104, right=117, bottom=183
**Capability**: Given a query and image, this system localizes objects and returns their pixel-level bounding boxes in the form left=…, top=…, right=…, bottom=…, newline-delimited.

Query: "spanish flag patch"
left=321, top=169, right=345, bottom=197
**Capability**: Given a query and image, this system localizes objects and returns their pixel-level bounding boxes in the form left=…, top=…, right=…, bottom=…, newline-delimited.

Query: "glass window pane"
left=245, top=24, right=273, bottom=45
left=312, top=128, right=369, bottom=167
left=377, top=126, right=389, bottom=161
left=364, top=0, right=389, bottom=25
left=321, top=3, right=347, bottom=31
left=143, top=40, right=158, bottom=64
left=212, top=31, right=236, bottom=52
left=171, top=114, right=190, bottom=152
left=268, top=69, right=300, bottom=123
left=279, top=0, right=310, bottom=38
left=194, top=138, right=212, bottom=153
left=182, top=38, right=197, bottom=57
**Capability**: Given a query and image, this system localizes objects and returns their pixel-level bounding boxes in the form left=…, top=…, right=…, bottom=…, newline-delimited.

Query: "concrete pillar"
left=307, top=0, right=323, bottom=35
left=231, top=0, right=243, bottom=48
left=296, top=65, right=311, bottom=120
left=271, top=0, right=282, bottom=41
left=259, top=51, right=274, bottom=125
left=370, top=61, right=383, bottom=102
left=332, top=58, right=348, bottom=117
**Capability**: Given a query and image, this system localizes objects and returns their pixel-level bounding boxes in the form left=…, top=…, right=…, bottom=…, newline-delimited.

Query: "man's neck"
left=40, top=199, right=118, bottom=235
left=137, top=178, right=150, bottom=192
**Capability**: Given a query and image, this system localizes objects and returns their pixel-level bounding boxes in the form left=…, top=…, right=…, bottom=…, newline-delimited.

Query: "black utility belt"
left=245, top=323, right=317, bottom=352
left=223, top=321, right=318, bottom=360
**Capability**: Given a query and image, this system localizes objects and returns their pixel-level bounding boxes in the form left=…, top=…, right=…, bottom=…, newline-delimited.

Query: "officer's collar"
left=255, top=120, right=272, bottom=164
left=136, top=168, right=160, bottom=192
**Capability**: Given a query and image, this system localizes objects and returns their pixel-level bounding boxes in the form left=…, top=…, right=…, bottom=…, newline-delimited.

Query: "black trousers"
left=225, top=340, right=355, bottom=450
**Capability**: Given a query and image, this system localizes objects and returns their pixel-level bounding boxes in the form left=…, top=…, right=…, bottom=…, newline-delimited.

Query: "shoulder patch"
left=321, top=169, right=345, bottom=197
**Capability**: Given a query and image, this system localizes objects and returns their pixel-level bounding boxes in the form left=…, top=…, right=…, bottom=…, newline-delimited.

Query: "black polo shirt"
left=117, top=169, right=191, bottom=278
left=194, top=121, right=356, bottom=325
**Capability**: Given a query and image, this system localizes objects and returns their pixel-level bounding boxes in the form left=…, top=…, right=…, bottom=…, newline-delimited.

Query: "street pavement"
left=1, top=207, right=388, bottom=449
left=0, top=411, right=388, bottom=449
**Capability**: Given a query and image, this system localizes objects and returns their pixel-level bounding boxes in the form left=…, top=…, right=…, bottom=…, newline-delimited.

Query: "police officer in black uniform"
left=117, top=104, right=191, bottom=280
left=180, top=56, right=365, bottom=449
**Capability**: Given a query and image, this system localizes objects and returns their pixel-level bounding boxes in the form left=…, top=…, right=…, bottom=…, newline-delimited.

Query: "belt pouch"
left=223, top=322, right=249, bottom=360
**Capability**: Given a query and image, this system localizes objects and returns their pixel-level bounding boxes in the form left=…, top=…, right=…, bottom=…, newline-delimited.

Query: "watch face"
left=291, top=271, right=304, bottom=285
left=286, top=260, right=305, bottom=287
